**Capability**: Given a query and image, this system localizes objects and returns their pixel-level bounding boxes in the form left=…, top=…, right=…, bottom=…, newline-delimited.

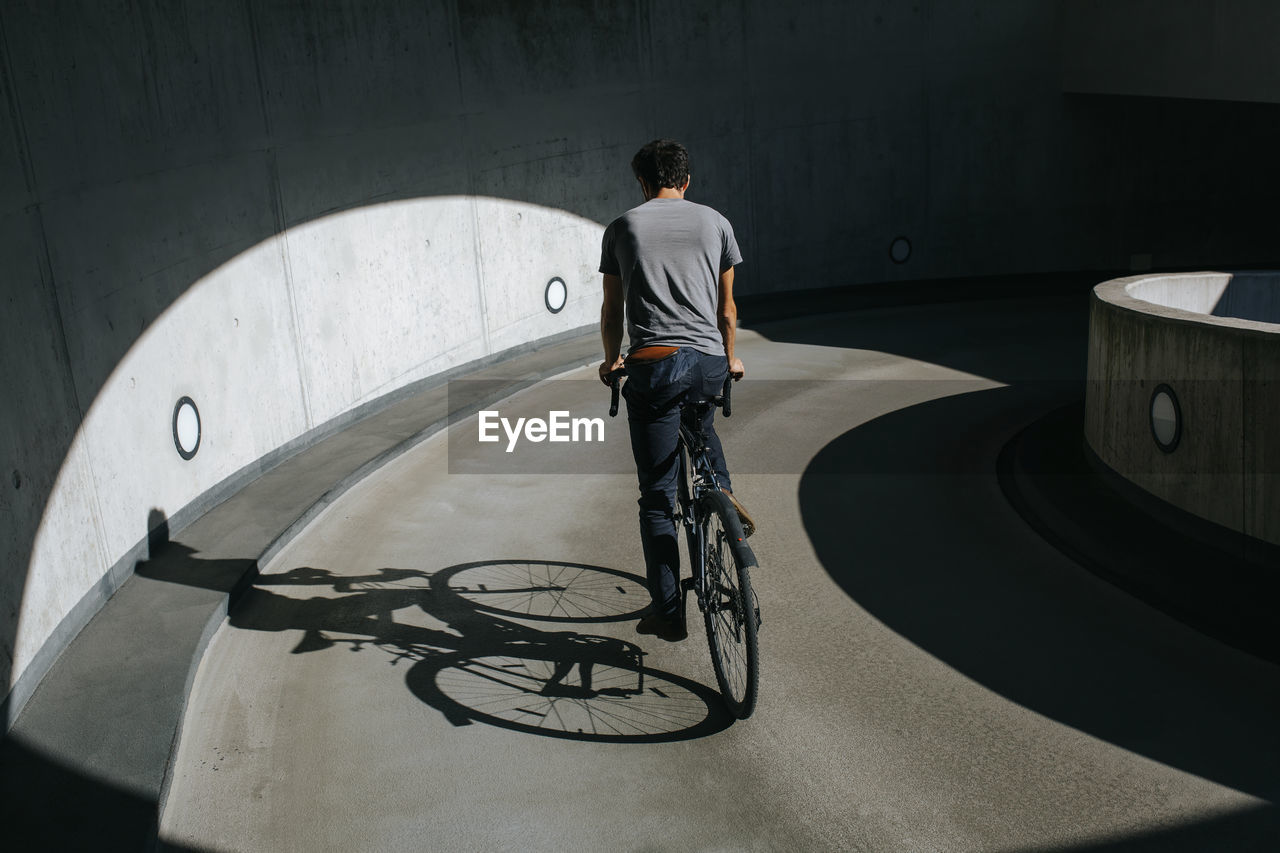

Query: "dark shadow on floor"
left=230, top=563, right=730, bottom=743
left=2, top=522, right=254, bottom=853
left=1023, top=802, right=1278, bottom=852
left=134, top=542, right=258, bottom=596
left=1001, top=402, right=1280, bottom=665
left=798, top=385, right=1280, bottom=847
left=0, top=733, right=218, bottom=853
left=743, top=288, right=1093, bottom=388
left=0, top=735, right=155, bottom=852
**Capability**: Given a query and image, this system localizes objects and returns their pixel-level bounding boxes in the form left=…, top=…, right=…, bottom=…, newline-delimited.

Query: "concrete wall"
left=1064, top=0, right=1280, bottom=105
left=1085, top=274, right=1280, bottom=547
left=1126, top=272, right=1280, bottom=323
left=5, top=1, right=1280, bottom=712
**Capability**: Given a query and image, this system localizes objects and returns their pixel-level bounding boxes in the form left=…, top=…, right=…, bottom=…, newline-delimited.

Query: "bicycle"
left=609, top=368, right=761, bottom=719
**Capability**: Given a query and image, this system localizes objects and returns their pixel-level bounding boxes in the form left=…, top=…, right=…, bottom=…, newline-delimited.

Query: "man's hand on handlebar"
left=729, top=357, right=745, bottom=381
left=599, top=356, right=626, bottom=385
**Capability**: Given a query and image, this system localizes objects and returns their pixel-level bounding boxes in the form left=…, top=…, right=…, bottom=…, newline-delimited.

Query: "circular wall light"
left=1149, top=384, right=1181, bottom=453
left=889, top=236, right=912, bottom=264
left=173, top=396, right=201, bottom=460
left=544, top=277, right=567, bottom=314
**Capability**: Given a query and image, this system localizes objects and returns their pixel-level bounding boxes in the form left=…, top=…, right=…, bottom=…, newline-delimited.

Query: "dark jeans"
left=623, top=347, right=732, bottom=616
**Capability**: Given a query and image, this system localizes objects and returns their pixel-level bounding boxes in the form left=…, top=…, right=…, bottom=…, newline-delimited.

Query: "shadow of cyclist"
left=229, top=563, right=729, bottom=741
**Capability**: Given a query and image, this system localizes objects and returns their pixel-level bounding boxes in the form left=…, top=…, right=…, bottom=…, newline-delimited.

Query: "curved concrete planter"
left=1085, top=272, right=1280, bottom=547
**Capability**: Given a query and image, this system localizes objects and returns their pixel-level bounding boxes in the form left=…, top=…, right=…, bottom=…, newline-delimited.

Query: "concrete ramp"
left=159, top=298, right=1280, bottom=851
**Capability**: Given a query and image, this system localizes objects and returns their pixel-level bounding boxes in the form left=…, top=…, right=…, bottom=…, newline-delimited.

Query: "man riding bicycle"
left=598, top=138, right=755, bottom=643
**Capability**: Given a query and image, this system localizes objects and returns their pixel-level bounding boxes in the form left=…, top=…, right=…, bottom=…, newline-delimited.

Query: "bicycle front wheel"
left=699, top=490, right=760, bottom=719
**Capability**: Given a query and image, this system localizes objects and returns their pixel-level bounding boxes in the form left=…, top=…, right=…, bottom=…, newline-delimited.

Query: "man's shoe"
left=722, top=489, right=756, bottom=538
left=636, top=611, right=687, bottom=642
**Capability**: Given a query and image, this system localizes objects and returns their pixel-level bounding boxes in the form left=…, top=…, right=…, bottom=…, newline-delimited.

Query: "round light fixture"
left=1149, top=384, right=1181, bottom=453
left=890, top=236, right=912, bottom=264
left=173, top=397, right=201, bottom=460
left=544, top=277, right=567, bottom=314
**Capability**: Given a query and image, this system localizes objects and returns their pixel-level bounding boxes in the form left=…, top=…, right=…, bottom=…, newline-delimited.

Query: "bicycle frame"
left=607, top=370, right=735, bottom=621
left=676, top=404, right=724, bottom=618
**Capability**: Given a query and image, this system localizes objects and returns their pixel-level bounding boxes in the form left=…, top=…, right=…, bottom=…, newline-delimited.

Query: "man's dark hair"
left=631, top=139, right=690, bottom=190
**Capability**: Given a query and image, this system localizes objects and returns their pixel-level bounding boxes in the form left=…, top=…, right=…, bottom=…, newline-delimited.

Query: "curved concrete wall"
left=5, top=1, right=1280, bottom=712
left=1125, top=272, right=1280, bottom=324
left=1085, top=273, right=1280, bottom=546
left=10, top=198, right=600, bottom=711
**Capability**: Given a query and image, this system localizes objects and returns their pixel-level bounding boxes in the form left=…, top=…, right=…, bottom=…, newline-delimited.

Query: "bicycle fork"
left=680, top=510, right=732, bottom=628
left=681, top=501, right=759, bottom=642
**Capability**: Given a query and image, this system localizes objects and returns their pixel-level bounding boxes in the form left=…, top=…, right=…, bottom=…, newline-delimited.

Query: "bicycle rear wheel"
left=699, top=490, right=760, bottom=719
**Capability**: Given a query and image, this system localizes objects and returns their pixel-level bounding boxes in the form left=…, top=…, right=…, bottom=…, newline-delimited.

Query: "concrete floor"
left=159, top=296, right=1280, bottom=852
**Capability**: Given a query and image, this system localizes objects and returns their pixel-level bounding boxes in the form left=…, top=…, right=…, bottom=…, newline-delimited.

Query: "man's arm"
left=717, top=266, right=745, bottom=379
left=599, top=273, right=625, bottom=383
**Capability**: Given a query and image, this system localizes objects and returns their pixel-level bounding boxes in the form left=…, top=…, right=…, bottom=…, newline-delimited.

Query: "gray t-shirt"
left=599, top=198, right=742, bottom=357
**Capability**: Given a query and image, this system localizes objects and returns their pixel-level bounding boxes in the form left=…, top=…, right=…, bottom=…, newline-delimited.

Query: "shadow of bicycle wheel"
left=406, top=647, right=731, bottom=743
left=431, top=560, right=649, bottom=623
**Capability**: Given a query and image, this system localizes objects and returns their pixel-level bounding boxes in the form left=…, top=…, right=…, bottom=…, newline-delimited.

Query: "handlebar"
left=607, top=368, right=736, bottom=418
left=607, top=369, right=627, bottom=417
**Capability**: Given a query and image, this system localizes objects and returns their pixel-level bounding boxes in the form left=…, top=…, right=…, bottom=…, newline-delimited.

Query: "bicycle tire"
left=699, top=489, right=760, bottom=719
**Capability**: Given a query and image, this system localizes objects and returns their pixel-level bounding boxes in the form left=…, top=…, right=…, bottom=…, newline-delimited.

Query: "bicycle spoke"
left=432, top=654, right=711, bottom=739
left=447, top=562, right=647, bottom=622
